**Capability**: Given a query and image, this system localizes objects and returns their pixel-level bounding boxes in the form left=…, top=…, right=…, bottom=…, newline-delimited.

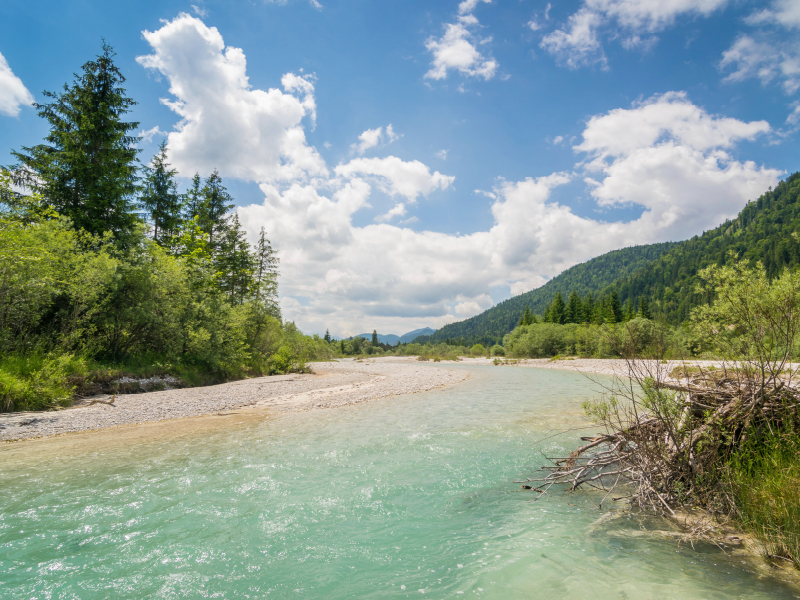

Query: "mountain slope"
left=607, top=172, right=800, bottom=323
left=416, top=242, right=677, bottom=346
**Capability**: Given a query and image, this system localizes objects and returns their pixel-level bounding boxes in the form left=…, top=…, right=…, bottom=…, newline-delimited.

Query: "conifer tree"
left=324, top=329, right=331, bottom=343
left=198, top=170, right=234, bottom=250
left=548, top=293, right=566, bottom=324
left=10, top=42, right=140, bottom=243
left=253, top=226, right=280, bottom=318
left=183, top=173, right=203, bottom=221
left=215, top=213, right=254, bottom=305
left=372, top=330, right=379, bottom=345
left=609, top=290, right=623, bottom=323
left=639, top=297, right=652, bottom=319
left=565, top=291, right=583, bottom=324
left=140, top=141, right=182, bottom=244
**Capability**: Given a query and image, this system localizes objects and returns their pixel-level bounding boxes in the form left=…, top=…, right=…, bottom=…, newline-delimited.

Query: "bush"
left=490, top=344, right=505, bottom=356
left=470, top=343, right=486, bottom=356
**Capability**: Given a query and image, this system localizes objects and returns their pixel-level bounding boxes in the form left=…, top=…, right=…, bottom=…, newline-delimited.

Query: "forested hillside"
left=605, top=172, right=800, bottom=323
left=416, top=242, right=677, bottom=346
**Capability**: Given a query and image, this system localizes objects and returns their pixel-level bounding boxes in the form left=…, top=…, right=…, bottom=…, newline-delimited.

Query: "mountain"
left=415, top=242, right=677, bottom=346
left=355, top=333, right=400, bottom=345
left=605, top=172, right=800, bottom=323
left=398, top=327, right=436, bottom=344
left=354, top=327, right=436, bottom=346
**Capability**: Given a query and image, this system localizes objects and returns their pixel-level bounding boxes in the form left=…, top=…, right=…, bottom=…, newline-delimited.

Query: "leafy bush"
left=490, top=344, right=505, bottom=356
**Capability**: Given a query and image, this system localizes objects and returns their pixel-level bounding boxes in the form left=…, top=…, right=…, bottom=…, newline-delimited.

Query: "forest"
left=0, top=44, right=337, bottom=412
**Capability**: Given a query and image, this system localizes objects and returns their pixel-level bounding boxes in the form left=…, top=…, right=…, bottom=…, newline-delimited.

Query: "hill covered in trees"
left=600, top=172, right=800, bottom=323
left=415, top=242, right=677, bottom=346
left=419, top=172, right=800, bottom=346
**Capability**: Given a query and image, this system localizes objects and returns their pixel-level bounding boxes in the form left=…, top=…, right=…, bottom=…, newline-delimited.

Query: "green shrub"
left=490, top=344, right=505, bottom=356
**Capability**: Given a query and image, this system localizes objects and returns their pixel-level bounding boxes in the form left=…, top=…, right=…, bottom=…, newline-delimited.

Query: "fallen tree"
left=522, top=258, right=800, bottom=564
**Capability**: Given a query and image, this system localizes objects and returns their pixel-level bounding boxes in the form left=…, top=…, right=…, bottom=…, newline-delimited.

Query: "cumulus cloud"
left=425, top=5, right=498, bottom=81
left=135, top=16, right=779, bottom=337
left=335, top=156, right=455, bottom=203
left=0, top=52, right=34, bottom=117
left=136, top=13, right=326, bottom=183
left=746, top=0, right=800, bottom=29
left=720, top=34, right=800, bottom=95
left=350, top=124, right=400, bottom=155
left=238, top=93, right=777, bottom=336
left=540, top=0, right=727, bottom=68
left=139, top=125, right=167, bottom=143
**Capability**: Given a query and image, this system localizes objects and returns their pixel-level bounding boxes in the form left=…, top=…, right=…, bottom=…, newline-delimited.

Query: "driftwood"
left=521, top=359, right=800, bottom=519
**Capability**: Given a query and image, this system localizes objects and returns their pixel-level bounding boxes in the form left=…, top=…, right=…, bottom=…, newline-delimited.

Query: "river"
left=1, top=364, right=797, bottom=598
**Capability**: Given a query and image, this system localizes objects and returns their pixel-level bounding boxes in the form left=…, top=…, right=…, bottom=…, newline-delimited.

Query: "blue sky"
left=1, top=0, right=799, bottom=337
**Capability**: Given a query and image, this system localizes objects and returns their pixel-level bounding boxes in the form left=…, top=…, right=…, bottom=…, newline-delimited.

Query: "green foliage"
left=9, top=42, right=140, bottom=245
left=418, top=242, right=676, bottom=346
left=490, top=344, right=505, bottom=356
left=0, top=354, right=79, bottom=412
left=140, top=141, right=183, bottom=244
left=608, top=173, right=800, bottom=323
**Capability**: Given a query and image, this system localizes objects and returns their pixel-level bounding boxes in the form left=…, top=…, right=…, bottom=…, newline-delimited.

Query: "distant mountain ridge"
left=413, top=171, right=800, bottom=346
left=354, top=327, right=436, bottom=346
left=414, top=242, right=677, bottom=346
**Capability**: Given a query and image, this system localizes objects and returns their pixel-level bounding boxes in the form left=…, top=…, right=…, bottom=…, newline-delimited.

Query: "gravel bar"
left=0, top=359, right=468, bottom=442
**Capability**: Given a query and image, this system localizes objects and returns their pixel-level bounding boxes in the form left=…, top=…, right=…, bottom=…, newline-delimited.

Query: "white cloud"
left=552, top=135, right=564, bottom=144
left=335, top=156, right=455, bottom=203
left=238, top=93, right=777, bottom=336
left=191, top=4, right=207, bottom=17
left=541, top=0, right=727, bottom=67
left=139, top=125, right=167, bottom=143
left=136, top=13, right=326, bottom=183
left=375, top=202, right=407, bottom=222
left=746, top=0, right=800, bottom=29
left=435, top=149, right=449, bottom=160
left=350, top=124, right=400, bottom=155
left=0, top=52, right=34, bottom=117
left=135, top=17, right=780, bottom=336
left=458, top=0, right=491, bottom=15
left=787, top=101, right=800, bottom=124
left=425, top=20, right=498, bottom=80
left=720, top=34, right=800, bottom=94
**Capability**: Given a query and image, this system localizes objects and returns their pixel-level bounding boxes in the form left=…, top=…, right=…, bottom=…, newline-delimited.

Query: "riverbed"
left=1, top=364, right=797, bottom=598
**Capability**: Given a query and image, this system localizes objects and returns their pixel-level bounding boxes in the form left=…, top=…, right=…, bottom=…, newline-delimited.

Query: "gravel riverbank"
left=0, top=359, right=468, bottom=442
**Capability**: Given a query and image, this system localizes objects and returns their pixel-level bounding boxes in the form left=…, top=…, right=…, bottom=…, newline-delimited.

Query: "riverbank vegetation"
left=524, top=259, right=800, bottom=567
left=0, top=44, right=333, bottom=411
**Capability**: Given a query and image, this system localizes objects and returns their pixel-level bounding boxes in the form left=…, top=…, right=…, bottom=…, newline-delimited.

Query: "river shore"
left=0, top=359, right=468, bottom=442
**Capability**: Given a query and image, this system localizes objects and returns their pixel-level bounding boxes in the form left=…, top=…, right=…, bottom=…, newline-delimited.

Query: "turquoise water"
left=1, top=365, right=797, bottom=599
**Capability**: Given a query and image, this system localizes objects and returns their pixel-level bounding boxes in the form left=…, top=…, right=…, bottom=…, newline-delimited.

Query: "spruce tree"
left=10, top=42, right=140, bottom=243
left=198, top=170, right=234, bottom=250
left=183, top=173, right=203, bottom=220
left=609, top=290, right=623, bottom=323
left=639, top=297, right=652, bottom=319
left=549, top=293, right=566, bottom=324
left=216, top=213, right=254, bottom=305
left=253, top=226, right=280, bottom=318
left=140, top=141, right=182, bottom=244
left=372, top=330, right=379, bottom=345
left=565, top=291, right=583, bottom=324
left=324, top=329, right=331, bottom=343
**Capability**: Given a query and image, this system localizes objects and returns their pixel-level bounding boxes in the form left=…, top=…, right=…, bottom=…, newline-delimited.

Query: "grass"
left=0, top=352, right=280, bottom=413
left=730, top=431, right=800, bottom=567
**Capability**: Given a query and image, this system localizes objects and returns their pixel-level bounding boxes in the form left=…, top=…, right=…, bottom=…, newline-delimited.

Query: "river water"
left=1, top=365, right=797, bottom=599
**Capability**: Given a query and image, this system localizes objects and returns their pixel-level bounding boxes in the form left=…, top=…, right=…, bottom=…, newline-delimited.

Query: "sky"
left=1, top=0, right=799, bottom=338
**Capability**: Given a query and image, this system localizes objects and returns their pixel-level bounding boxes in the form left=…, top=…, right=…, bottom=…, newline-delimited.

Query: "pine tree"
left=10, top=42, right=140, bottom=243
left=324, top=329, right=331, bottom=343
left=372, top=330, right=379, bottom=345
left=565, top=291, right=583, bottom=324
left=639, top=297, right=652, bottom=319
left=609, top=290, right=623, bottom=323
left=215, top=213, right=254, bottom=305
left=622, top=299, right=634, bottom=322
left=583, top=294, right=596, bottom=324
left=183, top=173, right=203, bottom=221
left=140, top=141, right=182, bottom=244
left=198, top=170, right=234, bottom=250
left=253, top=226, right=280, bottom=318
left=548, top=293, right=566, bottom=324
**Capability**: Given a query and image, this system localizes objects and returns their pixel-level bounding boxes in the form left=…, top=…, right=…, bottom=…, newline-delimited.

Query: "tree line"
left=0, top=43, right=320, bottom=411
